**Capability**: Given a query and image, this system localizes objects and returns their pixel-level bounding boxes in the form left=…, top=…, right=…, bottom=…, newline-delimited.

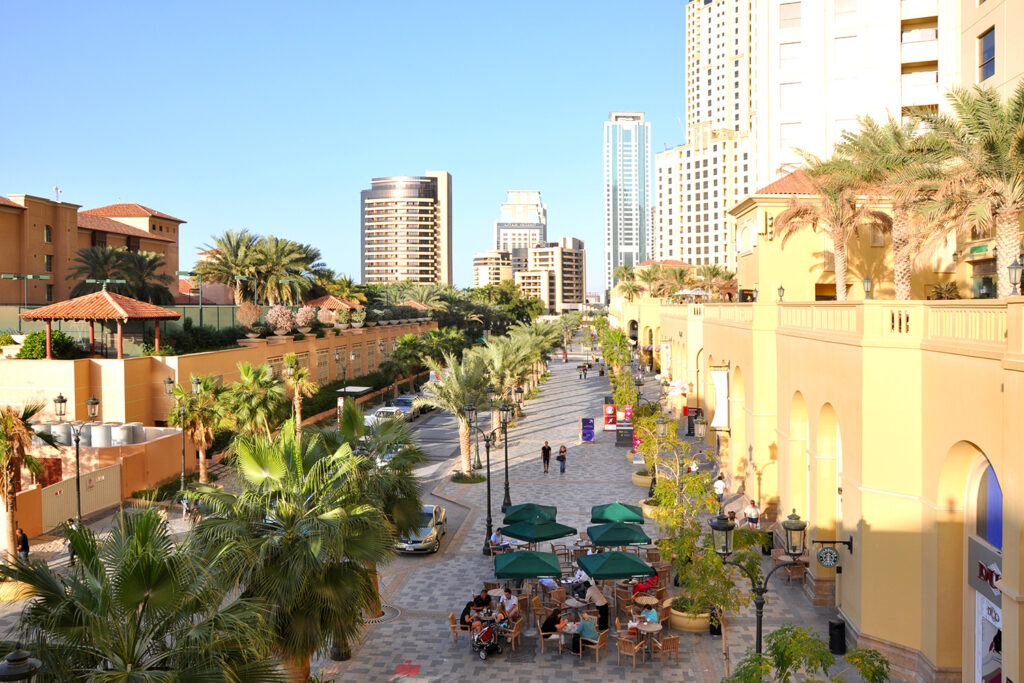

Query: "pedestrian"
left=578, top=367, right=583, bottom=380
left=66, top=517, right=78, bottom=568
left=541, top=441, right=552, bottom=474
left=582, top=365, right=588, bottom=379
left=583, top=580, right=609, bottom=631
left=714, top=475, right=727, bottom=504
left=15, top=528, right=29, bottom=562
left=743, top=500, right=760, bottom=529
left=557, top=444, right=567, bottom=475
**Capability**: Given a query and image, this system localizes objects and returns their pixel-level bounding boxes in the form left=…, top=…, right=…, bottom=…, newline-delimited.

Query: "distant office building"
left=494, top=190, right=547, bottom=273
left=515, top=237, right=586, bottom=314
left=603, top=112, right=650, bottom=291
left=514, top=269, right=555, bottom=313
left=472, top=250, right=513, bottom=287
left=360, top=171, right=452, bottom=285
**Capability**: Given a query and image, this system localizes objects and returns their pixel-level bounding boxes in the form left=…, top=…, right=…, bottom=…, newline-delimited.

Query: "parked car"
left=364, top=406, right=405, bottom=428
left=391, top=395, right=420, bottom=420
left=395, top=504, right=447, bottom=553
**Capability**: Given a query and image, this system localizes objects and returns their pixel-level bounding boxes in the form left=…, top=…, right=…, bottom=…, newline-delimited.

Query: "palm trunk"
left=367, top=561, right=383, bottom=617
left=458, top=418, right=472, bottom=475
left=834, top=239, right=849, bottom=301
left=996, top=210, right=1018, bottom=299
left=4, top=459, right=18, bottom=558
left=294, top=395, right=302, bottom=434
left=198, top=448, right=208, bottom=484
left=3, top=500, right=14, bottom=560
left=892, top=210, right=912, bottom=300
left=233, top=284, right=244, bottom=306
left=283, top=656, right=310, bottom=683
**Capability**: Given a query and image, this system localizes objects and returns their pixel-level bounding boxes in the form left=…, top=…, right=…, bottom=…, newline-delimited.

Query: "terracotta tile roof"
left=77, top=212, right=175, bottom=243
left=82, top=203, right=185, bottom=223
left=173, top=279, right=215, bottom=305
left=20, top=290, right=181, bottom=321
left=305, top=294, right=362, bottom=310
left=0, top=196, right=24, bottom=209
left=755, top=169, right=816, bottom=196
left=637, top=259, right=695, bottom=268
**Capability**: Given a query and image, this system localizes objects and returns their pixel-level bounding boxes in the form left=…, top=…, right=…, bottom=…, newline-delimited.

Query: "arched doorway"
left=809, top=403, right=841, bottom=603
left=628, top=319, right=638, bottom=343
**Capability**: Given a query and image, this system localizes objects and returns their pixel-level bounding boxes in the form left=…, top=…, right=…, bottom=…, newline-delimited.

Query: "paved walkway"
left=316, top=348, right=863, bottom=682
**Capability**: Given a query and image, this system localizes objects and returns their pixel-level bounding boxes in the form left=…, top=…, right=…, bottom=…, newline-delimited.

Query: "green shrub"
left=16, top=330, right=82, bottom=359
left=451, top=472, right=485, bottom=484
left=300, top=369, right=428, bottom=418
left=143, top=318, right=244, bottom=356
left=0, top=333, right=15, bottom=345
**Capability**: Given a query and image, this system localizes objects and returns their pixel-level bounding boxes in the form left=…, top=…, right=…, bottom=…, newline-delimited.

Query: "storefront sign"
left=580, top=418, right=595, bottom=443
left=603, top=403, right=617, bottom=431
left=968, top=536, right=1002, bottom=605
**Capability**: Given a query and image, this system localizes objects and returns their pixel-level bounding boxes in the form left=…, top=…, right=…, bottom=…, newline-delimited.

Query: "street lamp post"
left=709, top=509, right=808, bottom=653
left=176, top=270, right=204, bottom=326
left=465, top=402, right=498, bottom=554
left=777, top=285, right=785, bottom=302
left=514, top=385, right=524, bottom=415
left=862, top=277, right=873, bottom=300
left=53, top=394, right=100, bottom=523
left=1009, top=257, right=1023, bottom=296
left=165, top=376, right=202, bottom=499
left=499, top=401, right=513, bottom=512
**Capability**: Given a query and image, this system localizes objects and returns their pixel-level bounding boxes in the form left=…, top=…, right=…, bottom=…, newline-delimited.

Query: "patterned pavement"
left=316, top=349, right=866, bottom=682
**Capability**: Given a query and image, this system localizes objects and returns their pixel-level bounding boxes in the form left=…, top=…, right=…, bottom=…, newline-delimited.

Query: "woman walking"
left=557, top=444, right=567, bottom=475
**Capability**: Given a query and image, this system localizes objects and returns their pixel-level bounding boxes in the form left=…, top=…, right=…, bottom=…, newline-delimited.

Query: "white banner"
left=710, top=370, right=729, bottom=430
left=660, top=343, right=671, bottom=376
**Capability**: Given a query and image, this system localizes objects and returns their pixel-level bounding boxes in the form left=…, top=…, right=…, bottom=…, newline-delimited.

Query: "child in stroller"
left=470, top=615, right=509, bottom=660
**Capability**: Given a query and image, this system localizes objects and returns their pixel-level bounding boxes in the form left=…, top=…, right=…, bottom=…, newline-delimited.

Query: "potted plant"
left=350, top=308, right=366, bottom=329
left=295, top=306, right=316, bottom=334
left=266, top=305, right=295, bottom=337
left=365, top=309, right=381, bottom=327
left=236, top=302, right=263, bottom=338
left=334, top=308, right=350, bottom=329
left=632, top=467, right=653, bottom=488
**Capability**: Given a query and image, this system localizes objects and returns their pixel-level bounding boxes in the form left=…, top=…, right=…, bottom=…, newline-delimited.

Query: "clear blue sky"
left=0, top=1, right=686, bottom=291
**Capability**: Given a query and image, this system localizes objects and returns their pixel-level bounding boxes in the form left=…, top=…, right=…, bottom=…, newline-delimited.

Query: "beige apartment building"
left=514, top=237, right=585, bottom=314
left=961, top=0, right=1024, bottom=96
left=360, top=171, right=452, bottom=285
left=472, top=250, right=513, bottom=288
left=494, top=191, right=547, bottom=274
left=0, top=194, right=181, bottom=306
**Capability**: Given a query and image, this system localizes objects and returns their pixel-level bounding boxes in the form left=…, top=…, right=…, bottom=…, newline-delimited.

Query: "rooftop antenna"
left=53, top=186, right=62, bottom=203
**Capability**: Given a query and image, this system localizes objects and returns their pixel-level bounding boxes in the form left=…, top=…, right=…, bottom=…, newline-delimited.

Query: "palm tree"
left=118, top=250, right=175, bottom=303
left=219, top=362, right=286, bottom=435
left=392, top=334, right=425, bottom=393
left=68, top=246, right=128, bottom=297
left=328, top=274, right=367, bottom=305
left=283, top=353, right=318, bottom=438
left=0, top=508, right=282, bottom=680
left=695, top=263, right=737, bottom=301
left=916, top=83, right=1024, bottom=298
left=414, top=353, right=487, bottom=475
left=636, top=265, right=663, bottom=296
left=659, top=266, right=696, bottom=298
left=420, top=327, right=468, bottom=364
left=195, top=229, right=261, bottom=304
left=188, top=427, right=393, bottom=682
left=167, top=376, right=220, bottom=484
left=256, top=236, right=322, bottom=305
left=404, top=283, right=450, bottom=310
left=613, top=264, right=636, bottom=284
left=775, top=157, right=892, bottom=301
left=615, top=279, right=644, bottom=302
left=929, top=282, right=961, bottom=300
left=0, top=405, right=52, bottom=556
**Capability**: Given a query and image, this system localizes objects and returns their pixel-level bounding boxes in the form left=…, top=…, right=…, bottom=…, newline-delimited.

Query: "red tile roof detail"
left=755, top=169, right=816, bottom=196
left=77, top=213, right=175, bottom=243
left=0, top=196, right=24, bottom=209
left=20, top=290, right=182, bottom=321
left=82, top=203, right=185, bottom=223
left=637, top=259, right=695, bottom=268
left=304, top=294, right=362, bottom=310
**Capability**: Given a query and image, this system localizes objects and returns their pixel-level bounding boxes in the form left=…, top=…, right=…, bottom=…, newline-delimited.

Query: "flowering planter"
left=351, top=322, right=365, bottom=329
left=664, top=600, right=711, bottom=633
left=244, top=332, right=260, bottom=339
left=632, top=471, right=653, bottom=488
left=336, top=322, right=350, bottom=330
left=298, top=326, right=311, bottom=334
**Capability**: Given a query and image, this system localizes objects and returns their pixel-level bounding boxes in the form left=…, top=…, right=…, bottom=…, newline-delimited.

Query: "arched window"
left=975, top=465, right=1003, bottom=550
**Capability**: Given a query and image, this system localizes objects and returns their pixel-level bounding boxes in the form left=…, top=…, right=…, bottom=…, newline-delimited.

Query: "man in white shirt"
left=570, top=565, right=589, bottom=597
left=743, top=500, right=760, bottom=529
left=499, top=587, right=519, bottom=620
left=713, top=475, right=727, bottom=503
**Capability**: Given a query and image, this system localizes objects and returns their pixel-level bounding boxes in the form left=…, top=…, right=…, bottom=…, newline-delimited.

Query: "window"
left=975, top=465, right=1003, bottom=549
left=779, top=42, right=801, bottom=68
left=45, top=285, right=53, bottom=302
left=44, top=255, right=53, bottom=272
left=44, top=225, right=52, bottom=243
left=779, top=82, right=801, bottom=107
left=779, top=2, right=801, bottom=29
left=127, top=236, right=141, bottom=252
left=979, top=27, right=995, bottom=81
left=780, top=122, right=802, bottom=151
left=834, top=36, right=857, bottom=69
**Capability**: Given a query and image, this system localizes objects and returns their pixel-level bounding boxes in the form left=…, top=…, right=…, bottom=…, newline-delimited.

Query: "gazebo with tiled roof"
left=20, top=290, right=181, bottom=359
left=304, top=294, right=362, bottom=310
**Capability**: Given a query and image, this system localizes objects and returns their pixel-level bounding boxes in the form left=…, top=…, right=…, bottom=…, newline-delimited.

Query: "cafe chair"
left=581, top=629, right=608, bottom=663
left=448, top=613, right=470, bottom=645
left=483, top=581, right=500, bottom=591
left=616, top=636, right=644, bottom=669
left=645, top=548, right=661, bottom=563
left=543, top=587, right=566, bottom=611
left=785, top=562, right=807, bottom=584
left=656, top=634, right=680, bottom=664
left=658, top=604, right=671, bottom=630
left=500, top=617, right=523, bottom=652
left=536, top=619, right=556, bottom=653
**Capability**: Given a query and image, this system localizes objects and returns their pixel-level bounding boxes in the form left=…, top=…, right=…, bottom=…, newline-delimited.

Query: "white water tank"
left=111, top=424, right=132, bottom=447
left=90, top=424, right=112, bottom=448
left=127, top=422, right=145, bottom=444
left=50, top=422, right=72, bottom=446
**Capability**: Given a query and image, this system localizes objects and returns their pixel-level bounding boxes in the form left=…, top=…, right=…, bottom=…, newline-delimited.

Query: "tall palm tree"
left=68, top=246, right=129, bottom=297
left=775, top=157, right=892, bottom=301
left=328, top=274, right=367, bottom=305
left=119, top=250, right=175, bottom=303
left=659, top=266, right=696, bottom=298
left=420, top=327, right=469, bottom=364
left=613, top=264, right=636, bottom=284
left=0, top=508, right=282, bottom=681
left=167, top=375, right=220, bottom=484
left=636, top=265, right=663, bottom=296
left=218, top=362, right=286, bottom=435
left=414, top=352, right=487, bottom=475
left=916, top=83, right=1024, bottom=298
left=256, top=236, right=321, bottom=305
left=615, top=279, right=644, bottom=302
left=392, top=334, right=425, bottom=393
left=189, top=427, right=393, bottom=682
left=0, top=405, right=52, bottom=556
left=195, top=229, right=261, bottom=304
left=283, top=353, right=318, bottom=439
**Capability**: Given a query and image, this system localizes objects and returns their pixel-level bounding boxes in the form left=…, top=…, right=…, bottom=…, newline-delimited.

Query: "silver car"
left=395, top=505, right=447, bottom=553
left=391, top=396, right=420, bottom=420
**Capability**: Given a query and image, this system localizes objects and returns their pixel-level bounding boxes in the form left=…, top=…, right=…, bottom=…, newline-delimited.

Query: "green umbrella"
left=503, top=503, right=557, bottom=525
left=587, top=522, right=651, bottom=547
left=577, top=551, right=656, bottom=580
left=501, top=519, right=577, bottom=543
left=591, top=502, right=644, bottom=524
left=494, top=551, right=563, bottom=579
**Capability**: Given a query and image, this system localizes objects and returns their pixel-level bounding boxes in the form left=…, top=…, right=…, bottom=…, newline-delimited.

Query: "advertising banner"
left=580, top=418, right=595, bottom=443
left=710, top=370, right=729, bottom=430
left=603, top=403, right=617, bottom=431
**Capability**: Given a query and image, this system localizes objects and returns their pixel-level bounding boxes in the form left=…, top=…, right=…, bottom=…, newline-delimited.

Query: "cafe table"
left=637, top=621, right=663, bottom=660
left=563, top=597, right=588, bottom=620
left=633, top=594, right=659, bottom=607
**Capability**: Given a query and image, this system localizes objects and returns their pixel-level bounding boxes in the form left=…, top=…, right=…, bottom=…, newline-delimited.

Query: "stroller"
left=471, top=618, right=507, bottom=660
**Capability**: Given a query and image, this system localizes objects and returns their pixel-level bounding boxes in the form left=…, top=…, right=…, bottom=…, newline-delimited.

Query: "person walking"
left=15, top=528, right=29, bottom=562
left=713, top=475, right=727, bottom=504
left=582, top=365, right=588, bottom=379
left=66, top=517, right=78, bottom=568
left=743, top=500, right=760, bottom=529
left=557, top=445, right=567, bottom=475
left=578, top=367, right=583, bottom=380
left=541, top=441, right=552, bottom=474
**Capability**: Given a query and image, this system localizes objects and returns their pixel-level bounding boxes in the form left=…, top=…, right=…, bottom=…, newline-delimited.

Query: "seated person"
left=571, top=617, right=600, bottom=654
left=498, top=587, right=519, bottom=620
left=538, top=577, right=559, bottom=594
left=540, top=607, right=568, bottom=639
left=639, top=605, right=660, bottom=624
left=632, top=575, right=658, bottom=595
left=472, top=588, right=491, bottom=613
left=489, top=530, right=508, bottom=548
left=460, top=600, right=484, bottom=633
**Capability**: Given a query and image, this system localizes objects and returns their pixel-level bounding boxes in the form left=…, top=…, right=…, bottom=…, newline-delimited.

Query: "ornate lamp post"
left=0, top=644, right=42, bottom=681
left=514, top=385, right=524, bottom=415
left=499, top=401, right=513, bottom=512
left=694, top=415, right=707, bottom=440
left=777, top=285, right=785, bottom=302
left=165, top=375, right=202, bottom=496
left=465, top=402, right=498, bottom=555
left=709, top=509, right=808, bottom=653
left=53, top=393, right=100, bottom=523
left=862, top=277, right=873, bottom=300
left=1009, top=257, right=1023, bottom=296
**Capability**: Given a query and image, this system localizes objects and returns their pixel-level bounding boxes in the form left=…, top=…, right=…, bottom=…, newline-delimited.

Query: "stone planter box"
left=664, top=599, right=710, bottom=633
left=639, top=498, right=659, bottom=519
left=352, top=321, right=365, bottom=329
left=632, top=471, right=652, bottom=488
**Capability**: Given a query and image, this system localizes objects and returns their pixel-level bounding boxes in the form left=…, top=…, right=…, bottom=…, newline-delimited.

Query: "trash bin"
left=828, top=618, right=846, bottom=654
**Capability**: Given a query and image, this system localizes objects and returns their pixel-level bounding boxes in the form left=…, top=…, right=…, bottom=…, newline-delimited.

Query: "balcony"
left=902, top=81, right=939, bottom=108
left=901, top=38, right=938, bottom=65
left=901, top=0, right=938, bottom=21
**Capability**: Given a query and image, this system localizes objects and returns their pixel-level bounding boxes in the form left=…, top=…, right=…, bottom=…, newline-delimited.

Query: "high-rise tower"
left=494, top=190, right=547, bottom=274
left=603, top=112, right=650, bottom=291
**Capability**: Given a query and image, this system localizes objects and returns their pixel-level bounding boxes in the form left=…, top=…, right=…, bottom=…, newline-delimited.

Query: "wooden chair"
left=645, top=548, right=661, bottom=563
left=771, top=548, right=787, bottom=567
left=615, top=617, right=634, bottom=643
left=581, top=629, right=608, bottom=663
left=616, top=636, right=644, bottom=668
left=483, top=581, right=500, bottom=591
left=543, top=587, right=566, bottom=610
left=655, top=566, right=670, bottom=586
left=515, top=593, right=529, bottom=621
left=615, top=588, right=633, bottom=619
left=536, top=619, right=555, bottom=653
left=785, top=562, right=807, bottom=584
left=654, top=585, right=667, bottom=602
left=658, top=604, right=671, bottom=630
left=532, top=596, right=550, bottom=622
left=499, top=617, right=523, bottom=652
left=448, top=613, right=470, bottom=645
left=656, top=634, right=680, bottom=664
left=573, top=547, right=588, bottom=562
